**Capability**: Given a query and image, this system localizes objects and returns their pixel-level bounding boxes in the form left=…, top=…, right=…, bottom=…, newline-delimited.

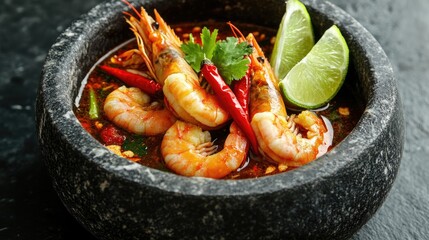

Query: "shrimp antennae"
left=227, top=22, right=246, bottom=40
left=122, top=0, right=159, bottom=81
left=121, top=0, right=142, bottom=18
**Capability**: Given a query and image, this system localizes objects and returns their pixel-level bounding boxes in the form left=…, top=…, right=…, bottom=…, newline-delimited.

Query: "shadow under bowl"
left=36, top=0, right=404, bottom=239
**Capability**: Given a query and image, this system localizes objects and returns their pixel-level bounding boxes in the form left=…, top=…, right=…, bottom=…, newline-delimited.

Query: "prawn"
left=247, top=34, right=327, bottom=166
left=104, top=86, right=176, bottom=136
left=122, top=1, right=230, bottom=129
left=161, top=121, right=248, bottom=178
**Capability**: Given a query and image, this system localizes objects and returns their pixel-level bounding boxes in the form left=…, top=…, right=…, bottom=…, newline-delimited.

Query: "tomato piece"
left=100, top=125, right=126, bottom=145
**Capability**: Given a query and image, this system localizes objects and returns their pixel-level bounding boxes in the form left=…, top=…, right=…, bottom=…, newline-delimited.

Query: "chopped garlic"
left=106, top=145, right=122, bottom=156
left=265, top=166, right=276, bottom=174
left=122, top=150, right=135, bottom=158
left=338, top=107, right=350, bottom=116
left=106, top=145, right=135, bottom=158
left=95, top=121, right=103, bottom=130
left=278, top=164, right=288, bottom=172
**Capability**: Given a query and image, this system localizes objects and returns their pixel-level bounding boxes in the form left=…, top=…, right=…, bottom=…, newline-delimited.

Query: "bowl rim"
left=39, top=0, right=398, bottom=196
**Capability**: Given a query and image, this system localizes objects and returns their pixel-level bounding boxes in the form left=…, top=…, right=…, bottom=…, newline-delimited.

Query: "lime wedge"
left=270, top=0, right=314, bottom=80
left=279, top=25, right=349, bottom=109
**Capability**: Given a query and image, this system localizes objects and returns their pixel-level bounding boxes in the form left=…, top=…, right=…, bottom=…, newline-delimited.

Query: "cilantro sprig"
left=181, top=27, right=252, bottom=84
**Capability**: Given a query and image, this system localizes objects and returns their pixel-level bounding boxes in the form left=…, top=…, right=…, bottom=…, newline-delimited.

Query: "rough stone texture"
left=38, top=0, right=403, bottom=239
left=328, top=0, right=429, bottom=239
left=0, top=0, right=424, bottom=240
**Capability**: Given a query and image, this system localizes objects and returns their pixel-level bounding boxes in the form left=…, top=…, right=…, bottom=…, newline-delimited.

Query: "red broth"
left=74, top=22, right=363, bottom=179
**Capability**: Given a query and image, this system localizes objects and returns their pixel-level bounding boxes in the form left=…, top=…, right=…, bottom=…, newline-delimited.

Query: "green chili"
left=89, top=86, right=99, bottom=119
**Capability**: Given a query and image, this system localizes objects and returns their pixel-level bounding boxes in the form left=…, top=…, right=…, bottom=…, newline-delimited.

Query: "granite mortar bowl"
left=36, top=0, right=404, bottom=239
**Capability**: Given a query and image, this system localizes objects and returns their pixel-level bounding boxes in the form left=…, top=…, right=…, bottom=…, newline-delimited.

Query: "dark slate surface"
left=0, top=0, right=426, bottom=239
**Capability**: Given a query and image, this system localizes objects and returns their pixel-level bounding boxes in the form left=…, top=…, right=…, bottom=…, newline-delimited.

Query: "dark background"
left=1, top=0, right=428, bottom=239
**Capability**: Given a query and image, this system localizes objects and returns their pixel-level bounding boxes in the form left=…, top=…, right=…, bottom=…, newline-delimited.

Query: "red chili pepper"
left=99, top=65, right=161, bottom=95
left=232, top=67, right=251, bottom=117
left=201, top=59, right=258, bottom=153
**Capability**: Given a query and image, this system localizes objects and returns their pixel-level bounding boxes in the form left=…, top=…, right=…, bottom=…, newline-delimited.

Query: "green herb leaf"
left=212, top=37, right=252, bottom=84
left=122, top=135, right=148, bottom=156
left=181, top=27, right=252, bottom=84
left=181, top=34, right=205, bottom=72
left=201, top=27, right=218, bottom=59
left=181, top=27, right=219, bottom=72
left=215, top=57, right=250, bottom=85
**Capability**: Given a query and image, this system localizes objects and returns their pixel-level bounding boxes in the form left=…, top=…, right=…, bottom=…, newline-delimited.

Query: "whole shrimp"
left=122, top=1, right=230, bottom=129
left=104, top=86, right=176, bottom=136
left=247, top=34, right=327, bottom=166
left=161, top=121, right=248, bottom=178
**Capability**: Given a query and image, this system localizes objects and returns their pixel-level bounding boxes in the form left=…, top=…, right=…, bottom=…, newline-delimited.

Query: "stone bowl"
left=36, top=0, right=404, bottom=239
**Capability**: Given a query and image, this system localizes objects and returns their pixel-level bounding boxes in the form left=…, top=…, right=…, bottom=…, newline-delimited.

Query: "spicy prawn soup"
left=74, top=22, right=364, bottom=179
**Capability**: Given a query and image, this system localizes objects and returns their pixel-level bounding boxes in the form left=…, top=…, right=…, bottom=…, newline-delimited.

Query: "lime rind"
left=279, top=25, right=349, bottom=109
left=270, top=0, right=315, bottom=80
